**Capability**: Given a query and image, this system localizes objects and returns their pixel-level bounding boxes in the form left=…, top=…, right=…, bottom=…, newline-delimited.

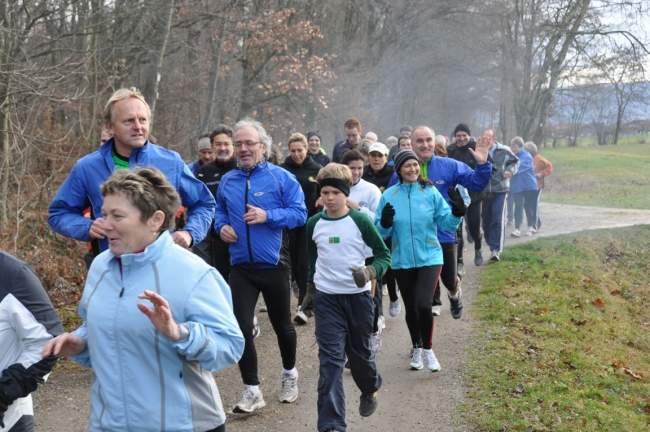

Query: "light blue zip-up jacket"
left=70, top=231, right=244, bottom=431
left=48, top=139, right=215, bottom=251
left=375, top=181, right=463, bottom=269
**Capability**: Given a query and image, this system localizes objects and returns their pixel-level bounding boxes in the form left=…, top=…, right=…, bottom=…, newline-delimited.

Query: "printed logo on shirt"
left=358, top=201, right=367, bottom=208
left=379, top=186, right=386, bottom=192
left=309, top=176, right=317, bottom=182
left=420, top=203, right=426, bottom=209
left=435, top=180, right=444, bottom=184
left=254, top=192, right=264, bottom=196
left=328, top=237, right=340, bottom=244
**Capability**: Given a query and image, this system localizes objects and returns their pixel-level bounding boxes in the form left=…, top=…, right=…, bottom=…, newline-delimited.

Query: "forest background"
left=1, top=0, right=649, bottom=306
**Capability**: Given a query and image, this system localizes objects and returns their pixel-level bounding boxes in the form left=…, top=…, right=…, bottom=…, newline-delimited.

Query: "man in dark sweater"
left=332, top=117, right=362, bottom=163
left=196, top=124, right=237, bottom=280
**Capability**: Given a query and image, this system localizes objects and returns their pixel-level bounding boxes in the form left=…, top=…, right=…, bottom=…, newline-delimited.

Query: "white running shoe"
left=370, top=332, right=382, bottom=353
left=511, top=229, right=521, bottom=238
left=409, top=348, right=423, bottom=370
left=233, top=387, right=266, bottom=413
left=525, top=227, right=535, bottom=236
left=293, top=306, right=308, bottom=325
left=279, top=370, right=299, bottom=403
left=378, top=315, right=386, bottom=330
left=382, top=284, right=388, bottom=296
left=389, top=300, right=401, bottom=317
left=422, top=349, right=441, bottom=372
left=431, top=305, right=441, bottom=316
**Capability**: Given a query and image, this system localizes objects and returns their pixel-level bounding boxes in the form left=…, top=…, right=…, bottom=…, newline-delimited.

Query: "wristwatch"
left=177, top=323, right=190, bottom=342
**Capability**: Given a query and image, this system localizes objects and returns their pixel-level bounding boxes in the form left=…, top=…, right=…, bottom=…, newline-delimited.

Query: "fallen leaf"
left=592, top=298, right=605, bottom=308
left=581, top=276, right=591, bottom=282
left=610, top=289, right=621, bottom=296
left=622, top=367, right=645, bottom=380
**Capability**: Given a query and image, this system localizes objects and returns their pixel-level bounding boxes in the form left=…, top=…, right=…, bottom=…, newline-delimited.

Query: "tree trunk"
left=142, top=0, right=175, bottom=133
left=202, top=22, right=227, bottom=133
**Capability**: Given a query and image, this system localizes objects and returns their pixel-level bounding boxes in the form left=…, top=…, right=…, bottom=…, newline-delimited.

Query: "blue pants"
left=481, top=192, right=507, bottom=253
left=314, top=290, right=381, bottom=432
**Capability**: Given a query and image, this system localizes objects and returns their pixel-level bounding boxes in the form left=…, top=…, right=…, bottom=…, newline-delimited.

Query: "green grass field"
left=466, top=226, right=650, bottom=431
left=539, top=142, right=650, bottom=209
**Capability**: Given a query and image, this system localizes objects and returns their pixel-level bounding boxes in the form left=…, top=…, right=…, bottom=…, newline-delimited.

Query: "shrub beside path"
left=32, top=202, right=650, bottom=432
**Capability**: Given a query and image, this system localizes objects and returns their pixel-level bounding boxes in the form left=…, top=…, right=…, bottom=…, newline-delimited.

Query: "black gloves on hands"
left=349, top=266, right=377, bottom=288
left=380, top=203, right=395, bottom=228
left=301, top=282, right=316, bottom=317
left=447, top=187, right=467, bottom=217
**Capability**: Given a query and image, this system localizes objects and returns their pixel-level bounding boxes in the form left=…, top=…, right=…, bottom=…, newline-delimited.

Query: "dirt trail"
left=32, top=203, right=650, bottom=432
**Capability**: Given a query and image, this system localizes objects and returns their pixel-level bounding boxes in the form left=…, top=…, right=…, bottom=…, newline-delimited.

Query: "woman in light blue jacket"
left=375, top=150, right=466, bottom=374
left=43, top=167, right=244, bottom=432
left=509, top=136, right=539, bottom=237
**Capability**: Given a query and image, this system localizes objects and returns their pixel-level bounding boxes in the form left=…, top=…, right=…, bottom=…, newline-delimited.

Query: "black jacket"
left=196, top=157, right=238, bottom=198
left=280, top=156, right=323, bottom=218
left=362, top=163, right=395, bottom=192
left=307, top=151, right=330, bottom=167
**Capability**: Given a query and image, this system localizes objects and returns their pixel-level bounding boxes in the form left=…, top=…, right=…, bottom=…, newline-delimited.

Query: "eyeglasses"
left=233, top=140, right=263, bottom=148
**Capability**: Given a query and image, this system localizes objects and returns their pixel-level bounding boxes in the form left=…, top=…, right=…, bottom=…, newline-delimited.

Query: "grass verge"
left=540, top=143, right=650, bottom=209
left=466, top=225, right=650, bottom=431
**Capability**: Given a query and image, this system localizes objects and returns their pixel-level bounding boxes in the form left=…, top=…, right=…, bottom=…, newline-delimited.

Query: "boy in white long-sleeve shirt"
left=303, top=163, right=390, bottom=432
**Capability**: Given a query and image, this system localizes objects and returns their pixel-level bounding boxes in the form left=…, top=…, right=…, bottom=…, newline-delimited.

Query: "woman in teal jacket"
left=375, top=150, right=466, bottom=373
left=43, top=168, right=244, bottom=432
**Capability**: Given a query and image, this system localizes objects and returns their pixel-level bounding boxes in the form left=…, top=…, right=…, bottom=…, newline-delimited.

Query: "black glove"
left=301, top=282, right=316, bottom=317
left=0, top=389, right=9, bottom=429
left=380, top=203, right=395, bottom=228
left=447, top=187, right=467, bottom=217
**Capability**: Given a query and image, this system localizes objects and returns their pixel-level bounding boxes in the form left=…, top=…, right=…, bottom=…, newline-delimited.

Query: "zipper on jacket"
left=407, top=185, right=417, bottom=267
left=245, top=174, right=255, bottom=263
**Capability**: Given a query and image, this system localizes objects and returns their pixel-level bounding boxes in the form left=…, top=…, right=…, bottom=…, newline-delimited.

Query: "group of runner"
left=0, top=86, right=552, bottom=432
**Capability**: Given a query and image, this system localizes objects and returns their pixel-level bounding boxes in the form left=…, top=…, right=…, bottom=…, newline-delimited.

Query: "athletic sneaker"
left=389, top=299, right=401, bottom=317
left=510, top=229, right=521, bottom=238
left=293, top=306, right=308, bottom=325
left=252, top=316, right=260, bottom=339
left=422, top=349, right=441, bottom=372
left=457, top=262, right=465, bottom=276
left=431, top=305, right=441, bottom=316
left=409, top=348, right=423, bottom=370
left=233, top=387, right=266, bottom=413
left=448, top=286, right=463, bottom=319
left=525, top=227, right=535, bottom=236
left=382, top=284, right=388, bottom=296
left=506, top=219, right=514, bottom=226
left=359, top=392, right=378, bottom=417
left=378, top=314, right=386, bottom=330
left=370, top=332, right=382, bottom=353
left=279, top=370, right=299, bottom=403
left=490, top=250, right=500, bottom=261
left=474, top=249, right=483, bottom=266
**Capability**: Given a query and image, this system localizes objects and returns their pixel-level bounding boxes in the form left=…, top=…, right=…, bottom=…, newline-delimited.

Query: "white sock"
left=246, top=384, right=260, bottom=392
left=449, top=292, right=459, bottom=300
left=283, top=367, right=297, bottom=375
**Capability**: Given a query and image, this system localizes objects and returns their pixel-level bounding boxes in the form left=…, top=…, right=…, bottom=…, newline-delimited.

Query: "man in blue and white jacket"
left=214, top=118, right=307, bottom=414
left=48, top=88, right=214, bottom=265
left=0, top=250, right=63, bottom=432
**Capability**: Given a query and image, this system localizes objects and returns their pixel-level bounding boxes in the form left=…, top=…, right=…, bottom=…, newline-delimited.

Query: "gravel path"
left=32, top=202, right=650, bottom=431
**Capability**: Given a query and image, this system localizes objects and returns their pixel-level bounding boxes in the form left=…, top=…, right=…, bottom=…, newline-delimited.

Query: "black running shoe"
left=359, top=392, right=378, bottom=417
left=448, top=287, right=463, bottom=319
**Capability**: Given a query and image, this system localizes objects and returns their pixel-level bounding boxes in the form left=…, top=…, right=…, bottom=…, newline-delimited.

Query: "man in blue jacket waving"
left=47, top=88, right=215, bottom=266
left=215, top=118, right=307, bottom=415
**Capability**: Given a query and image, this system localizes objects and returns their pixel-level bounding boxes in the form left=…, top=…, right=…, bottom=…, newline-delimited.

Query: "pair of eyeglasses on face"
left=233, top=140, right=263, bottom=148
